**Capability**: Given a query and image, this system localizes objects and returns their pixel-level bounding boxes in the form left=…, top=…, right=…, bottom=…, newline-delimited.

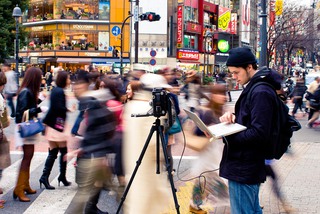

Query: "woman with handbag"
left=0, top=71, right=10, bottom=208
left=13, top=67, right=47, bottom=202
left=40, top=70, right=73, bottom=189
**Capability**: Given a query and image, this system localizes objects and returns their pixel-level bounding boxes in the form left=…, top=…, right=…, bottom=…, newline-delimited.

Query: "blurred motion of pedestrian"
left=100, top=77, right=126, bottom=200
left=65, top=77, right=116, bottom=214
left=188, top=84, right=229, bottom=214
left=40, top=70, right=73, bottom=190
left=184, top=70, right=202, bottom=112
left=13, top=67, right=48, bottom=202
left=1, top=63, right=18, bottom=119
left=0, top=71, right=10, bottom=208
left=122, top=73, right=172, bottom=213
left=291, top=78, right=307, bottom=118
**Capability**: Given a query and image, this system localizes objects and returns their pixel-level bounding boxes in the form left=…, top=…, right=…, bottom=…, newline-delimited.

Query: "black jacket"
left=78, top=89, right=116, bottom=158
left=15, top=88, right=42, bottom=124
left=220, top=67, right=282, bottom=184
left=43, top=87, right=67, bottom=132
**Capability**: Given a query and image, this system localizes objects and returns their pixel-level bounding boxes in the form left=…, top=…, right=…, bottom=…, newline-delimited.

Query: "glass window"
left=183, top=34, right=198, bottom=49
left=184, top=6, right=198, bottom=23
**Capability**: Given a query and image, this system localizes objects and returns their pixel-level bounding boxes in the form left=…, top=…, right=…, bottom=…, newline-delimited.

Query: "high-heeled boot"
left=24, top=170, right=37, bottom=194
left=13, top=170, right=30, bottom=202
left=39, top=148, right=58, bottom=190
left=58, top=147, right=71, bottom=186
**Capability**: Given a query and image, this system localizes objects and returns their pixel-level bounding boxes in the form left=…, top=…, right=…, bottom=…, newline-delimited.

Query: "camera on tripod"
left=152, top=87, right=174, bottom=128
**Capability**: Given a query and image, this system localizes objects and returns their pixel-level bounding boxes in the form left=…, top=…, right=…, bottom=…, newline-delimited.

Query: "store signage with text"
left=218, top=6, right=231, bottom=32
left=185, top=22, right=202, bottom=34
left=230, top=13, right=237, bottom=34
left=177, top=49, right=199, bottom=60
left=72, top=25, right=95, bottom=30
left=31, top=26, right=44, bottom=31
left=177, top=5, right=183, bottom=48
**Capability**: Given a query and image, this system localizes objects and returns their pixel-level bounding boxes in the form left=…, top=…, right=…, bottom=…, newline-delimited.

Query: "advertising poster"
left=98, top=32, right=109, bottom=51
left=177, top=5, right=183, bottom=48
left=218, top=6, right=231, bottom=33
left=241, top=0, right=250, bottom=44
left=99, top=0, right=110, bottom=20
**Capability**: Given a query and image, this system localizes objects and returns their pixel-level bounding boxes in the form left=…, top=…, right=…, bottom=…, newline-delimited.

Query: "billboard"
left=218, top=6, right=231, bottom=33
left=241, top=0, right=250, bottom=44
left=177, top=5, right=183, bottom=48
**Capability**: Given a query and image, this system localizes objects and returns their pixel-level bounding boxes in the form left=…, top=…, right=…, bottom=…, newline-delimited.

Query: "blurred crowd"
left=0, top=57, right=318, bottom=213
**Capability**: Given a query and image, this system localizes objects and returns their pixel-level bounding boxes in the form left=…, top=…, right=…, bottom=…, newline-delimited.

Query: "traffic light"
left=139, top=12, right=161, bottom=22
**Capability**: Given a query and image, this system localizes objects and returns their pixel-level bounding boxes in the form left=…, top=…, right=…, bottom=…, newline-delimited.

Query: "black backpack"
left=247, top=82, right=301, bottom=160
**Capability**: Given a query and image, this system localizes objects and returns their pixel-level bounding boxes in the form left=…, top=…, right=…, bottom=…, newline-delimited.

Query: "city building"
left=19, top=0, right=130, bottom=74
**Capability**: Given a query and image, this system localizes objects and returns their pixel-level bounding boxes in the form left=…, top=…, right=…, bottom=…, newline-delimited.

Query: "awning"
left=177, top=60, right=201, bottom=64
left=57, top=58, right=91, bottom=63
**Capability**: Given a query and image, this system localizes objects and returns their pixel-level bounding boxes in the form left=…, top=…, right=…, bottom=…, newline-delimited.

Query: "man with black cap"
left=219, top=47, right=282, bottom=213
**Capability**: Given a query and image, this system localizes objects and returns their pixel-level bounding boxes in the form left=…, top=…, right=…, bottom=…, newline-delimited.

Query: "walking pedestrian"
left=189, top=84, right=229, bottom=214
left=13, top=67, right=47, bottom=202
left=65, top=77, right=116, bottom=214
left=291, top=78, right=307, bottom=118
left=40, top=70, right=73, bottom=189
left=45, top=69, right=53, bottom=91
left=0, top=71, right=10, bottom=208
left=1, top=63, right=18, bottom=118
left=219, top=47, right=282, bottom=213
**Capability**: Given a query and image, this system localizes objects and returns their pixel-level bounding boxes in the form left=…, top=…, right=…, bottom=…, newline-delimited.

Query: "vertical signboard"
left=218, top=6, right=231, bottom=33
left=230, top=13, right=237, bottom=35
left=177, top=5, right=183, bottom=48
left=241, top=0, right=250, bottom=44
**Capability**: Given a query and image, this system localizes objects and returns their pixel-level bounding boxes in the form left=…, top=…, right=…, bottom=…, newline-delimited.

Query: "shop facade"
left=20, top=0, right=130, bottom=74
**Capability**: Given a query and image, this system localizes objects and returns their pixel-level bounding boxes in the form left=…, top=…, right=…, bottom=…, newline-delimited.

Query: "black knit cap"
left=226, top=47, right=257, bottom=66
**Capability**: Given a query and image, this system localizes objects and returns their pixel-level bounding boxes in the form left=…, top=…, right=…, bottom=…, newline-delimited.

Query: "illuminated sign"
left=72, top=25, right=95, bottom=30
left=177, top=5, right=183, bottom=48
left=31, top=26, right=44, bottom=31
left=177, top=49, right=199, bottom=60
left=218, top=40, right=230, bottom=53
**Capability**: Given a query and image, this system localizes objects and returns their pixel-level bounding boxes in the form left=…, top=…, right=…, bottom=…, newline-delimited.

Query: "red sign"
left=230, top=13, right=237, bottom=35
left=177, top=49, right=199, bottom=60
left=185, top=22, right=202, bottom=34
left=177, top=5, right=183, bottom=48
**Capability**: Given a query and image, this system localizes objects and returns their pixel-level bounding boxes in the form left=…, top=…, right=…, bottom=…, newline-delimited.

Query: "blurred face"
left=66, top=76, right=71, bottom=87
left=73, top=82, right=88, bottom=97
left=126, top=84, right=133, bottom=99
left=211, top=93, right=227, bottom=105
left=164, top=71, right=174, bottom=83
left=228, top=65, right=252, bottom=86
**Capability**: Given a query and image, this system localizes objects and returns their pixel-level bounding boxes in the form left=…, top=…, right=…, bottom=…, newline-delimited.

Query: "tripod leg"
left=116, top=124, right=157, bottom=214
left=158, top=125, right=180, bottom=214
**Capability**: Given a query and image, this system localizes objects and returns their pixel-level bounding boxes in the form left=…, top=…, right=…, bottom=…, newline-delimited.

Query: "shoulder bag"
left=18, top=110, right=45, bottom=138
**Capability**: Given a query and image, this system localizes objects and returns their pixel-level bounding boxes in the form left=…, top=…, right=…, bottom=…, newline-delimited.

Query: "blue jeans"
left=71, top=110, right=84, bottom=135
left=228, top=180, right=262, bottom=214
left=5, top=93, right=15, bottom=117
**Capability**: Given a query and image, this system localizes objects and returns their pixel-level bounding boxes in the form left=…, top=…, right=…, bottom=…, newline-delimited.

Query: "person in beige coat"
left=122, top=74, right=172, bottom=214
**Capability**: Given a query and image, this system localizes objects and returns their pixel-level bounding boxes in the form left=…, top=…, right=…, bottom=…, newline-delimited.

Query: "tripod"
left=116, top=117, right=180, bottom=214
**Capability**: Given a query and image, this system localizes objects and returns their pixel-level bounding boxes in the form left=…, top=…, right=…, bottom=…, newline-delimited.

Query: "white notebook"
left=184, top=108, right=247, bottom=139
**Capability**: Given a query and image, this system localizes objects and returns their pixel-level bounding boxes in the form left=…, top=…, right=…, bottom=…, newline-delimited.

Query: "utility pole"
left=134, top=0, right=139, bottom=63
left=259, top=0, right=267, bottom=67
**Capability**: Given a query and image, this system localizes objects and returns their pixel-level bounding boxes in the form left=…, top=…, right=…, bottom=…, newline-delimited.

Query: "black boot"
left=58, top=147, right=71, bottom=186
left=84, top=188, right=109, bottom=214
left=39, top=148, right=59, bottom=190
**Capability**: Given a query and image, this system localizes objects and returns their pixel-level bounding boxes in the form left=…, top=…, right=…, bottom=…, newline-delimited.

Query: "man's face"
left=1, top=66, right=9, bottom=72
left=228, top=66, right=251, bottom=85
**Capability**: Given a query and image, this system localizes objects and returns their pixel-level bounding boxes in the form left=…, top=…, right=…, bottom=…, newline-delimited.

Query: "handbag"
left=18, top=110, right=45, bottom=138
left=0, top=108, right=10, bottom=128
left=54, top=117, right=65, bottom=132
left=167, top=118, right=182, bottom=135
left=309, top=99, right=320, bottom=110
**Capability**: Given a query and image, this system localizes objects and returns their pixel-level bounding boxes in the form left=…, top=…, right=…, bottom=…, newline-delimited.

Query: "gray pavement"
left=0, top=89, right=319, bottom=213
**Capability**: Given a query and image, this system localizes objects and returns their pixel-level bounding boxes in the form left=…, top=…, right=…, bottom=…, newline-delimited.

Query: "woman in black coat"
left=40, top=70, right=72, bottom=189
left=14, top=67, right=44, bottom=202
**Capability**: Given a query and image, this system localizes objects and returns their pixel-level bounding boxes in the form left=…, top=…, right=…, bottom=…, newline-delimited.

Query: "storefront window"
left=183, top=34, right=198, bottom=49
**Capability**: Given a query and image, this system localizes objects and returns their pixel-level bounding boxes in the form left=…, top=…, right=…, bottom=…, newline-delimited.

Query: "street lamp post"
left=12, top=5, right=22, bottom=87
left=120, top=13, right=133, bottom=77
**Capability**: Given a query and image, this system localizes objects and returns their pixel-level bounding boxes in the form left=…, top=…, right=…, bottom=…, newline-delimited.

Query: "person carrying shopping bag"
left=13, top=67, right=48, bottom=202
